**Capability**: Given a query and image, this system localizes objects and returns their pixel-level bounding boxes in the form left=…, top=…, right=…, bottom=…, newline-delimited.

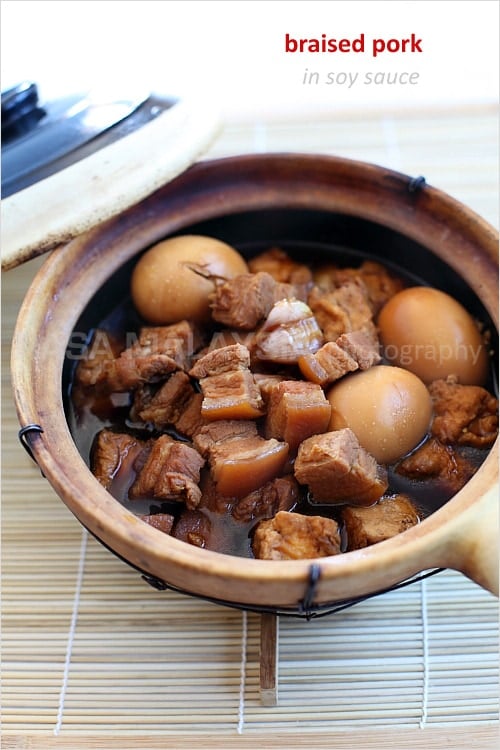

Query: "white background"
left=1, top=0, right=498, bottom=121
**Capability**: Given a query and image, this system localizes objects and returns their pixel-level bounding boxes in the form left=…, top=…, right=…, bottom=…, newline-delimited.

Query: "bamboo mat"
left=1, top=106, right=499, bottom=749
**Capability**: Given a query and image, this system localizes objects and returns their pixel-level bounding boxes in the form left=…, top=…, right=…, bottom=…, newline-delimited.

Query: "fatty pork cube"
left=396, top=437, right=476, bottom=493
left=129, top=435, right=205, bottom=509
left=299, top=329, right=381, bottom=387
left=294, top=428, right=388, bottom=506
left=198, top=369, right=265, bottom=420
left=308, top=280, right=375, bottom=341
left=247, top=247, right=313, bottom=286
left=91, top=429, right=145, bottom=490
left=115, top=321, right=201, bottom=390
left=74, top=329, right=123, bottom=388
left=210, top=271, right=296, bottom=330
left=298, top=341, right=358, bottom=387
left=264, top=380, right=331, bottom=453
left=83, top=322, right=196, bottom=393
left=174, top=392, right=208, bottom=439
left=341, top=494, right=420, bottom=551
left=189, top=343, right=265, bottom=420
left=336, top=329, right=382, bottom=370
left=137, top=370, right=196, bottom=428
left=314, top=260, right=404, bottom=315
left=232, top=475, right=300, bottom=522
left=138, top=513, right=175, bottom=535
left=193, top=419, right=258, bottom=458
left=428, top=375, right=498, bottom=448
left=252, top=510, right=341, bottom=560
left=209, top=435, right=289, bottom=499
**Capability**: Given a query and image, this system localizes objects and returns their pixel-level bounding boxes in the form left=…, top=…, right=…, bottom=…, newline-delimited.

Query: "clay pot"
left=11, top=154, right=499, bottom=611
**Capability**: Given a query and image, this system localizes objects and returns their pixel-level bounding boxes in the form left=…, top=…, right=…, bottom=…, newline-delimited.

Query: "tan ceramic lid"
left=1, top=95, right=221, bottom=271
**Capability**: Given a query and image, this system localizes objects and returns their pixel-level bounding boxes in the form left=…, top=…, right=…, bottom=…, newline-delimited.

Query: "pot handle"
left=449, top=486, right=499, bottom=596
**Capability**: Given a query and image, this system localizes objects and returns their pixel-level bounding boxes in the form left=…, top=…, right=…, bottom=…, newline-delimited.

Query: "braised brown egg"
left=377, top=286, right=488, bottom=385
left=131, top=235, right=249, bottom=324
left=327, top=365, right=433, bottom=463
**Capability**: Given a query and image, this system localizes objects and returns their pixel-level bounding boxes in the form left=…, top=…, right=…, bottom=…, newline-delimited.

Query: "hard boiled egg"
left=327, top=365, right=432, bottom=464
left=377, top=286, right=488, bottom=385
left=131, top=235, right=248, bottom=324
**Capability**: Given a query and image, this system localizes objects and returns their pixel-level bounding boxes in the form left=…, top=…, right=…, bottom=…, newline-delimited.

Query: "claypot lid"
left=1, top=85, right=221, bottom=271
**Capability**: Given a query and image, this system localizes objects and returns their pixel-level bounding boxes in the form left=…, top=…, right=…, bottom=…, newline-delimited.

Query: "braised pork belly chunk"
left=92, top=429, right=146, bottom=490
left=252, top=510, right=341, bottom=560
left=313, top=260, right=405, bottom=315
left=232, top=476, right=300, bottom=522
left=307, top=279, right=375, bottom=341
left=264, top=380, right=331, bottom=453
left=298, top=328, right=381, bottom=387
left=134, top=371, right=197, bottom=429
left=129, top=434, right=205, bottom=509
left=189, top=343, right=265, bottom=420
left=74, top=242, right=497, bottom=558
left=209, top=271, right=301, bottom=330
left=294, top=429, right=388, bottom=506
left=341, top=495, right=420, bottom=551
left=396, top=437, right=476, bottom=493
left=75, top=321, right=199, bottom=392
left=428, top=375, right=498, bottom=447
left=248, top=247, right=313, bottom=287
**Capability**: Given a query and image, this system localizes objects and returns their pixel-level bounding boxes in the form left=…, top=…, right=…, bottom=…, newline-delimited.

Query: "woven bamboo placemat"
left=1, top=106, right=499, bottom=749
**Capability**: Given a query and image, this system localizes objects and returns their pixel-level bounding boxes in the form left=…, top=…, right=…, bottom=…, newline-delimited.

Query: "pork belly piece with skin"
left=136, top=370, right=197, bottom=428
left=189, top=343, right=264, bottom=420
left=341, top=494, right=420, bottom=551
left=428, top=375, right=498, bottom=448
left=308, top=280, right=375, bottom=341
left=254, top=299, right=324, bottom=365
left=253, top=373, right=291, bottom=404
left=194, top=418, right=289, bottom=498
left=128, top=322, right=198, bottom=366
left=264, top=380, right=331, bottom=453
left=138, top=513, right=175, bottom=534
left=91, top=429, right=145, bottom=490
left=232, top=475, right=300, bottom=522
left=298, top=341, right=358, bottom=387
left=314, top=260, right=404, bottom=315
left=77, top=321, right=199, bottom=392
left=210, top=271, right=299, bottom=330
left=252, top=510, right=341, bottom=560
left=129, top=434, right=205, bottom=509
left=396, top=437, right=476, bottom=493
left=336, top=329, right=382, bottom=370
left=294, top=428, right=388, bottom=506
left=298, top=329, right=381, bottom=387
left=174, top=392, right=209, bottom=439
left=193, top=419, right=258, bottom=457
left=247, top=247, right=313, bottom=287
left=209, top=435, right=289, bottom=499
left=74, top=329, right=123, bottom=389
left=197, top=369, right=265, bottom=420
left=189, top=342, right=251, bottom=378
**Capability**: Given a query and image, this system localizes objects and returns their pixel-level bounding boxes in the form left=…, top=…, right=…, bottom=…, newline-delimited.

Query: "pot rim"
left=10, top=152, right=499, bottom=609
